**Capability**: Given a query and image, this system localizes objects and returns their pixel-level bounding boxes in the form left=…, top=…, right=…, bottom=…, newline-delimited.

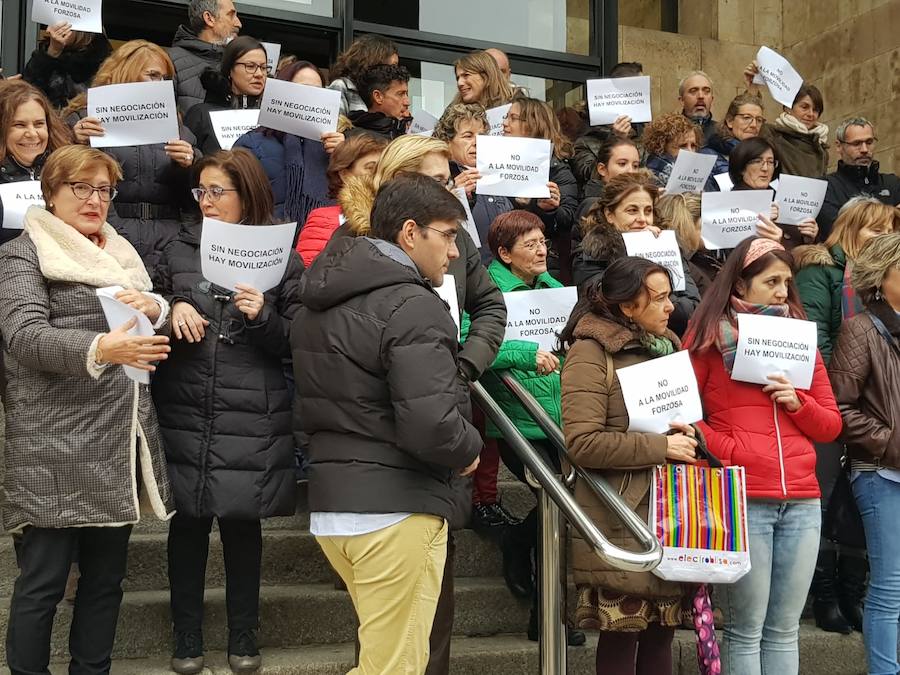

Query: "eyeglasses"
left=233, top=62, right=269, bottom=75
left=839, top=137, right=878, bottom=148
left=518, top=238, right=550, bottom=252
left=66, top=182, right=117, bottom=202
left=421, top=225, right=458, bottom=244
left=191, top=187, right=238, bottom=202
left=734, top=113, right=766, bottom=126
left=143, top=71, right=173, bottom=81
left=506, top=113, right=523, bottom=122
left=747, top=158, right=779, bottom=169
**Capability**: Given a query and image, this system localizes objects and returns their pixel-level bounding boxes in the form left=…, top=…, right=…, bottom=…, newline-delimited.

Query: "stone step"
left=0, top=578, right=531, bottom=661
left=5, top=624, right=865, bottom=675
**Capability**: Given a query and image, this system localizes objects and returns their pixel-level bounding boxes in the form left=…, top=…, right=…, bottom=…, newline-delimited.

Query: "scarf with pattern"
left=715, top=296, right=791, bottom=373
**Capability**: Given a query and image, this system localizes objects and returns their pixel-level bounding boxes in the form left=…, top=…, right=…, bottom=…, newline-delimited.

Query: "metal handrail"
left=490, top=371, right=663, bottom=572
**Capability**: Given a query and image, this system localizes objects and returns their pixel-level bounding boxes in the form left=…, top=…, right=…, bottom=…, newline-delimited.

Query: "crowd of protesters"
left=0, top=1, right=898, bottom=674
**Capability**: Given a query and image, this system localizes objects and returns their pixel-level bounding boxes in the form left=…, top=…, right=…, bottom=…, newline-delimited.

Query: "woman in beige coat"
left=559, top=255, right=699, bottom=675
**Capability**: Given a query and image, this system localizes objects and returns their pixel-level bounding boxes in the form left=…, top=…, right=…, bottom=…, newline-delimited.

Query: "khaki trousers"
left=317, top=514, right=449, bottom=675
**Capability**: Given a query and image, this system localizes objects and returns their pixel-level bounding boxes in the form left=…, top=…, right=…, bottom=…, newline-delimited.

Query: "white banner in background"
left=258, top=79, right=341, bottom=141
left=434, top=274, right=461, bottom=339
left=503, top=287, right=578, bottom=352
left=409, top=107, right=439, bottom=135
left=0, top=182, right=44, bottom=230
left=87, top=81, right=179, bottom=148
left=663, top=150, right=717, bottom=194
left=485, top=104, right=511, bottom=136
left=209, top=109, right=260, bottom=151
left=475, top=135, right=551, bottom=199
left=622, top=230, right=686, bottom=292
left=730, top=314, right=818, bottom=390
left=753, top=46, right=804, bottom=109
left=701, top=190, right=774, bottom=250
left=616, top=351, right=704, bottom=433
left=586, top=76, right=652, bottom=126
left=261, top=42, right=281, bottom=74
left=775, top=174, right=828, bottom=225
left=200, top=218, right=296, bottom=292
left=32, top=0, right=103, bottom=33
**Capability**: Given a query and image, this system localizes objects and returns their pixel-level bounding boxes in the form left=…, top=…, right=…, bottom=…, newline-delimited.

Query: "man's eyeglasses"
left=839, top=137, right=878, bottom=148
left=191, top=187, right=238, bottom=202
left=66, top=182, right=117, bottom=202
left=518, top=238, right=551, bottom=252
left=234, top=62, right=269, bottom=76
left=421, top=225, right=458, bottom=244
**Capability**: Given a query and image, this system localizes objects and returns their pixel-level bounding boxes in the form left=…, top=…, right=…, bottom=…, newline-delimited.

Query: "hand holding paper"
left=96, top=287, right=170, bottom=383
left=762, top=373, right=802, bottom=412
left=753, top=46, right=804, bottom=109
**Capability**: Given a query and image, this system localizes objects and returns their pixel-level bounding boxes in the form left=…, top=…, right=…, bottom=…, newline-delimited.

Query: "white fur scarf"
left=23, top=206, right=152, bottom=291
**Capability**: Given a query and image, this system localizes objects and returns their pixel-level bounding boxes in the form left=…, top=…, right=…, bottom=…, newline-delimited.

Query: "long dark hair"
left=684, top=237, right=806, bottom=353
left=558, top=256, right=672, bottom=350
left=199, top=35, right=265, bottom=103
left=329, top=34, right=398, bottom=85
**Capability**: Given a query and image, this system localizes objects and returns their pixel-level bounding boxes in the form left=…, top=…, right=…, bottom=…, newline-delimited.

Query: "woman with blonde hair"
left=656, top=192, right=723, bottom=296
left=453, top=50, right=514, bottom=109
left=63, top=39, right=199, bottom=274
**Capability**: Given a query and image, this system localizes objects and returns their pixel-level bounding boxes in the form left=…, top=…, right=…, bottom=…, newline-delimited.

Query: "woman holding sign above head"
left=559, top=255, right=701, bottom=675
left=152, top=148, right=303, bottom=675
left=64, top=40, right=201, bottom=275
left=572, top=170, right=701, bottom=336
left=184, top=35, right=267, bottom=156
left=684, top=236, right=842, bottom=675
left=0, top=80, right=72, bottom=246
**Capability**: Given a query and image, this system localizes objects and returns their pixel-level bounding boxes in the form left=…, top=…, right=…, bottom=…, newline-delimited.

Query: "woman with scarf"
left=685, top=237, right=843, bottom=675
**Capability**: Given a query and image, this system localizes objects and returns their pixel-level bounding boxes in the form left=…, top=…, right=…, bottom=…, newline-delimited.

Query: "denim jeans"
left=852, top=471, right=900, bottom=675
left=719, top=499, right=820, bottom=675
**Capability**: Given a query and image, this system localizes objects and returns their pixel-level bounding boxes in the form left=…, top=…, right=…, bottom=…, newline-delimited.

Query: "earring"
left=876, top=288, right=883, bottom=300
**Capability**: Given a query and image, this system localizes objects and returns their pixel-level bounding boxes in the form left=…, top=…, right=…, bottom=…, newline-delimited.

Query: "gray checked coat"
left=0, top=206, right=174, bottom=531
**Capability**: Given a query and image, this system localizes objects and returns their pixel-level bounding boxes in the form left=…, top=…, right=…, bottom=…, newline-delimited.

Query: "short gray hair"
left=433, top=103, right=488, bottom=142
left=678, top=71, right=713, bottom=97
left=836, top=117, right=875, bottom=143
left=851, top=232, right=900, bottom=306
left=188, top=0, right=220, bottom=33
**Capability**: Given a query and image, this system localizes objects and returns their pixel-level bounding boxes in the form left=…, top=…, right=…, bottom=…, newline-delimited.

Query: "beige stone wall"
left=619, top=0, right=900, bottom=172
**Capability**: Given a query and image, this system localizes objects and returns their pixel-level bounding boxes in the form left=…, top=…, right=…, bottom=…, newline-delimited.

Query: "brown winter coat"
left=561, top=313, right=682, bottom=599
left=761, top=123, right=828, bottom=178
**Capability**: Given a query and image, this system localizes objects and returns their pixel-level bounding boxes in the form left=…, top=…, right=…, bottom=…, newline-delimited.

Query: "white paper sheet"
left=616, top=351, right=704, bottom=433
left=32, top=0, right=103, bottom=33
left=730, top=314, right=818, bottom=390
left=87, top=81, right=179, bottom=148
left=200, top=217, right=296, bottom=292
left=701, top=190, right=774, bottom=250
left=753, top=46, right=804, bottom=109
left=475, top=135, right=551, bottom=199
left=485, top=104, right=512, bottom=136
left=258, top=79, right=341, bottom=142
left=0, top=182, right=44, bottom=230
left=96, top=286, right=156, bottom=384
left=775, top=174, right=828, bottom=225
left=586, top=76, right=652, bottom=126
left=503, top=287, right=578, bottom=352
left=622, top=230, right=686, bottom=292
left=209, top=109, right=260, bottom=151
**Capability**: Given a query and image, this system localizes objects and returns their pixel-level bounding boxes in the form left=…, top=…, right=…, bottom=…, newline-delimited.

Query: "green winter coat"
left=462, top=260, right=564, bottom=439
left=793, top=243, right=847, bottom=364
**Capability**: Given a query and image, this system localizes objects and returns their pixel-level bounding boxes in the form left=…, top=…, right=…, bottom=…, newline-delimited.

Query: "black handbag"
left=823, top=457, right=866, bottom=549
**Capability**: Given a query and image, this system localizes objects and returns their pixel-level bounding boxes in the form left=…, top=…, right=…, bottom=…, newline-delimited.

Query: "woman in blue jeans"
left=830, top=233, right=900, bottom=675
left=686, top=237, right=843, bottom=674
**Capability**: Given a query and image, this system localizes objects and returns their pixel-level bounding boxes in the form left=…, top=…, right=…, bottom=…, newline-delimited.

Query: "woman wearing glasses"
left=185, top=36, right=268, bottom=156
left=702, top=92, right=766, bottom=182
left=63, top=40, right=199, bottom=275
left=0, top=144, right=173, bottom=674
left=152, top=148, right=302, bottom=674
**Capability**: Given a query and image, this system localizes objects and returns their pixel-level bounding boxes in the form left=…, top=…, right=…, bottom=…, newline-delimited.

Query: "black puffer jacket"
left=291, top=236, right=482, bottom=520
left=66, top=108, right=201, bottom=275
left=345, top=111, right=411, bottom=141
left=167, top=25, right=223, bottom=115
left=185, top=70, right=261, bottom=155
left=0, top=152, right=49, bottom=246
left=151, top=221, right=303, bottom=519
left=819, top=160, right=900, bottom=240
left=22, top=36, right=111, bottom=109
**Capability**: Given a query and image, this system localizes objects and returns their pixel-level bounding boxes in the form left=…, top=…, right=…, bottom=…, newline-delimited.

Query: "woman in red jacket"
left=685, top=237, right=842, bottom=675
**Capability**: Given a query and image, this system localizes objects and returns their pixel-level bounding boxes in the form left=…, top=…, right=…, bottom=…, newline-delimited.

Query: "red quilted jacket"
left=690, top=347, right=842, bottom=500
left=296, top=205, right=342, bottom=267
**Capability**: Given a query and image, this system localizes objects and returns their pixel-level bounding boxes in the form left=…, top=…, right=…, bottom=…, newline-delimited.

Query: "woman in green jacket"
left=793, top=195, right=897, bottom=634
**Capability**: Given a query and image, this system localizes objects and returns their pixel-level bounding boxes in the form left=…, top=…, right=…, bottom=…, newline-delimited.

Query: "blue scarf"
left=282, top=133, right=332, bottom=228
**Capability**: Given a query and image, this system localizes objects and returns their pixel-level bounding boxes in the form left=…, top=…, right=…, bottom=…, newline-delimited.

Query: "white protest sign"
left=87, top=81, right=179, bottom=148
left=752, top=46, right=804, bottom=109
left=261, top=42, right=281, bottom=75
left=32, top=0, right=103, bottom=33
left=713, top=172, right=733, bottom=192
left=664, top=150, right=717, bottom=194
left=775, top=174, right=828, bottom=225
left=475, top=135, right=551, bottom=199
left=622, top=230, right=686, bottom=292
left=209, top=109, right=260, bottom=151
left=96, top=286, right=155, bottom=385
left=701, top=190, right=773, bottom=250
left=409, top=107, right=439, bottom=135
left=434, top=275, right=461, bottom=339
left=616, top=351, right=704, bottom=433
left=258, top=79, right=340, bottom=142
left=485, top=104, right=511, bottom=136
left=200, top=217, right=296, bottom=292
left=503, top=287, right=578, bottom=352
left=730, top=314, right=817, bottom=390
left=451, top=187, right=481, bottom=248
left=0, top=182, right=44, bottom=230
left=586, top=76, right=652, bottom=126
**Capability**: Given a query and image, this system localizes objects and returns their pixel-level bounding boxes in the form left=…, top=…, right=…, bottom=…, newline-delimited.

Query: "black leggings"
left=595, top=623, right=675, bottom=675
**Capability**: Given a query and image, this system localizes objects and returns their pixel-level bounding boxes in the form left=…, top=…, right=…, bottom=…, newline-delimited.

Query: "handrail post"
left=538, top=488, right=567, bottom=675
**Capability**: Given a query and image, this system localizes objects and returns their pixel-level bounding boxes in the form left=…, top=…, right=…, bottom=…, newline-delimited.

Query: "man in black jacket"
left=292, top=174, right=482, bottom=675
left=819, top=117, right=900, bottom=239
left=168, top=0, right=242, bottom=114
left=345, top=64, right=413, bottom=141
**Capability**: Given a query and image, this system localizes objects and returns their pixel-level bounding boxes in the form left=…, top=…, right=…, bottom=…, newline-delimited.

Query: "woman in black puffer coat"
left=22, top=25, right=110, bottom=109
left=152, top=149, right=302, bottom=673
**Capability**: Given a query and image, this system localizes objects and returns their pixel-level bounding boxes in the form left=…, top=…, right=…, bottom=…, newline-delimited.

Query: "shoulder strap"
left=868, top=312, right=900, bottom=358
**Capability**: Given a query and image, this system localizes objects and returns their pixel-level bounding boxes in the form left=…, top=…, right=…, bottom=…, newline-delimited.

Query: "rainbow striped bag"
left=649, top=463, right=751, bottom=583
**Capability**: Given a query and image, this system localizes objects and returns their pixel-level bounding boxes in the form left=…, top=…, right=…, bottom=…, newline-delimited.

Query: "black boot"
left=838, top=552, right=868, bottom=632
left=811, top=549, right=852, bottom=634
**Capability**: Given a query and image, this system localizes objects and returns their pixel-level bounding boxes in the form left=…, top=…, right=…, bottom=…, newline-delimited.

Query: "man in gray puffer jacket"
left=168, top=0, right=242, bottom=114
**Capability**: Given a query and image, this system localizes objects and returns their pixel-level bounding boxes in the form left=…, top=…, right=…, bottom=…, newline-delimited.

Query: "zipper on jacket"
left=197, top=293, right=227, bottom=514
left=772, top=400, right=787, bottom=497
